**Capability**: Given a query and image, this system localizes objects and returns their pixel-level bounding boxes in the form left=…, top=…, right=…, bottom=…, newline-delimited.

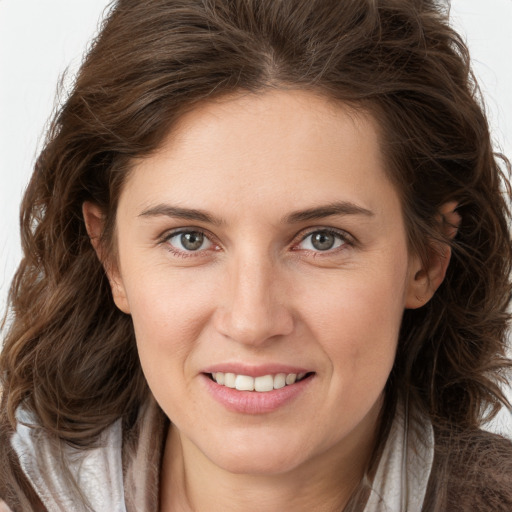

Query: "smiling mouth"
left=208, top=372, right=314, bottom=392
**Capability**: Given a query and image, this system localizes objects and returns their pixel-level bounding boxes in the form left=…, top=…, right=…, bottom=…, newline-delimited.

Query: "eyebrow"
left=138, top=201, right=374, bottom=225
left=284, top=201, right=374, bottom=223
left=138, top=205, right=224, bottom=225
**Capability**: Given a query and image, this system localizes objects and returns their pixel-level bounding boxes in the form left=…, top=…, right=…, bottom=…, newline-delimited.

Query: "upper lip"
left=202, top=363, right=312, bottom=378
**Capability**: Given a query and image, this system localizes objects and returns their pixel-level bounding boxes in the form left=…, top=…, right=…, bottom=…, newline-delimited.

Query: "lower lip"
left=202, top=374, right=314, bottom=414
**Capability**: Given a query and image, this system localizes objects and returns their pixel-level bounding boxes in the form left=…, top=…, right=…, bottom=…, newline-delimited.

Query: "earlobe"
left=405, top=201, right=460, bottom=309
left=82, top=201, right=131, bottom=314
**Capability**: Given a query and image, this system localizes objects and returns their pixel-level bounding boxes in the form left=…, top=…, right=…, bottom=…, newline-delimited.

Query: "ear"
left=82, top=201, right=131, bottom=314
left=405, top=201, right=460, bottom=309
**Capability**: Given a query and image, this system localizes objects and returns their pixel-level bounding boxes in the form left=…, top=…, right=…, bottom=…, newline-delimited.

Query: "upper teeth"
left=212, top=372, right=307, bottom=392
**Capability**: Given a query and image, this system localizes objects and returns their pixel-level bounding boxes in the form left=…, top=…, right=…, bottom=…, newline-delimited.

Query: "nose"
left=213, top=252, right=294, bottom=347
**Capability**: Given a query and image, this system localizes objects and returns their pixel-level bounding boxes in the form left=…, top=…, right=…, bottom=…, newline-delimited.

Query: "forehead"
left=120, top=89, right=400, bottom=224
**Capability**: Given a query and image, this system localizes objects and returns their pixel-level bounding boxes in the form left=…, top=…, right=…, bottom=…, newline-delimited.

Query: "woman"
left=1, top=0, right=511, bottom=510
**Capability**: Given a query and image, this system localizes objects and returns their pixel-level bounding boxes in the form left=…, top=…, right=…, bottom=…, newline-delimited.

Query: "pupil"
left=181, top=232, right=204, bottom=250
left=312, top=232, right=335, bottom=251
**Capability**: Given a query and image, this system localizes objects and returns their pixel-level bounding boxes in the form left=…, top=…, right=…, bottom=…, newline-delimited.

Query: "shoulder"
left=424, top=425, right=512, bottom=511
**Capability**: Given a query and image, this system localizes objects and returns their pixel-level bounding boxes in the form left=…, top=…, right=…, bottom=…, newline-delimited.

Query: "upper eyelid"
left=295, top=226, right=354, bottom=244
left=160, top=227, right=215, bottom=242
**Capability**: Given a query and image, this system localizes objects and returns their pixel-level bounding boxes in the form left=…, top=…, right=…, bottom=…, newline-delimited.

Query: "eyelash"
left=293, top=228, right=354, bottom=255
left=159, top=229, right=219, bottom=258
left=158, top=227, right=354, bottom=258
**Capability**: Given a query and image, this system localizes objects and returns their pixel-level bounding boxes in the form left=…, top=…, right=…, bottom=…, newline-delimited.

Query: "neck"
left=159, top=406, right=381, bottom=512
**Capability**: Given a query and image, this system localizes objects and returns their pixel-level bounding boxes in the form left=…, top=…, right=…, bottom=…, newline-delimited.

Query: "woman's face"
left=105, top=90, right=425, bottom=475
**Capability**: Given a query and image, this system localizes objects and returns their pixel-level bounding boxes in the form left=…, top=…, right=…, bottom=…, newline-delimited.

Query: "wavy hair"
left=1, top=0, right=511, bottom=507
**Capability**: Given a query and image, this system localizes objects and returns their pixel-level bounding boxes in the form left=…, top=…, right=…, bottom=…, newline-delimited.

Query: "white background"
left=1, top=1, right=511, bottom=429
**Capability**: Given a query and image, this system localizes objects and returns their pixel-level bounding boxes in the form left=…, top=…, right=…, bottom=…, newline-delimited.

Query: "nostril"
left=213, top=305, right=294, bottom=347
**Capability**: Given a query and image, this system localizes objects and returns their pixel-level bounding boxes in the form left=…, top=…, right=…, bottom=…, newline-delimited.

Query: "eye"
left=166, top=230, right=213, bottom=252
left=297, top=229, right=348, bottom=252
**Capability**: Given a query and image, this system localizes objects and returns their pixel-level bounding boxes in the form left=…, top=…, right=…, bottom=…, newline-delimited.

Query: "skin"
left=84, top=89, right=453, bottom=511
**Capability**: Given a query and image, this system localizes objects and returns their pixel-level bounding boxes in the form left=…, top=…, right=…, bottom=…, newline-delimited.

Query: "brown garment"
left=422, top=426, right=512, bottom=512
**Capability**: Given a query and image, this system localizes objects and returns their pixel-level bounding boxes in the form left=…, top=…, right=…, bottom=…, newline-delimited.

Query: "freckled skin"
left=86, top=90, right=434, bottom=511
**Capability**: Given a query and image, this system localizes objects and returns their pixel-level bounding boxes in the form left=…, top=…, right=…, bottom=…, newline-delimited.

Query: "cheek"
left=298, top=261, right=408, bottom=387
left=122, top=268, right=218, bottom=376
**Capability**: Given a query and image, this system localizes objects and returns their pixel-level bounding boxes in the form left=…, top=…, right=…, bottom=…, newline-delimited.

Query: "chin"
left=213, top=451, right=305, bottom=476
left=201, top=431, right=309, bottom=476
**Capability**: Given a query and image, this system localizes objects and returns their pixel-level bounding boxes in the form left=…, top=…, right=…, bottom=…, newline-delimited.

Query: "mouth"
left=207, top=371, right=315, bottom=392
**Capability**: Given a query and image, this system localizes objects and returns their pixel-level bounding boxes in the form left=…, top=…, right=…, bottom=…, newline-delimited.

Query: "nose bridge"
left=215, top=247, right=293, bottom=345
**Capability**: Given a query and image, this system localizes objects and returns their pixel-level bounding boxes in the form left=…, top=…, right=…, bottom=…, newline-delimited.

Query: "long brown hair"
left=1, top=0, right=511, bottom=507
